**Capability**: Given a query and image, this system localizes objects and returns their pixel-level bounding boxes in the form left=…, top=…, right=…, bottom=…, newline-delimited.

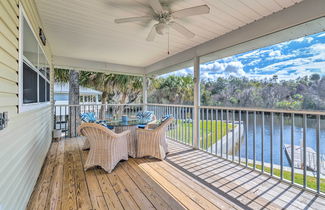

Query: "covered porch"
left=1, top=0, right=325, bottom=209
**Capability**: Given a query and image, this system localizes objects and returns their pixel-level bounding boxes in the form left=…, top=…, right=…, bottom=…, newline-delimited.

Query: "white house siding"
left=0, top=0, right=53, bottom=209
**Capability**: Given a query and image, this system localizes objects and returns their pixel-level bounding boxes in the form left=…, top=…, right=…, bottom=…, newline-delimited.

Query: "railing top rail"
left=147, top=103, right=194, bottom=108
left=199, top=105, right=325, bottom=116
left=54, top=104, right=143, bottom=107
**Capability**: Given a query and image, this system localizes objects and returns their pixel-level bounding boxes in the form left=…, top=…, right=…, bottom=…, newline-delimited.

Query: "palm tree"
left=55, top=69, right=144, bottom=118
left=54, top=68, right=80, bottom=136
left=69, top=70, right=80, bottom=137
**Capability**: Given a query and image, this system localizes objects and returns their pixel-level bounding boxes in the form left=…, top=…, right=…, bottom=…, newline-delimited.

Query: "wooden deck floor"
left=27, top=137, right=325, bottom=210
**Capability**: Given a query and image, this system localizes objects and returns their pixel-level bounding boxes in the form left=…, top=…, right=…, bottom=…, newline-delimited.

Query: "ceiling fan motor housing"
left=153, top=11, right=171, bottom=24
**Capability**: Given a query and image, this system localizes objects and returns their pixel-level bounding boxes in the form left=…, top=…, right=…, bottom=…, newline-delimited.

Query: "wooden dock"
left=284, top=144, right=325, bottom=175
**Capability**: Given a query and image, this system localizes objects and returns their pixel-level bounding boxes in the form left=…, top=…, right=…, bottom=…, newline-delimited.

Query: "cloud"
left=294, top=37, right=314, bottom=43
left=317, top=33, right=325, bottom=38
left=224, top=62, right=245, bottom=76
left=161, top=31, right=325, bottom=81
left=199, top=61, right=246, bottom=78
left=269, top=50, right=282, bottom=57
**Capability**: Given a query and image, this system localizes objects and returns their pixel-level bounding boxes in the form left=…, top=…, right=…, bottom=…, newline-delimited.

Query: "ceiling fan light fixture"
left=155, top=23, right=167, bottom=35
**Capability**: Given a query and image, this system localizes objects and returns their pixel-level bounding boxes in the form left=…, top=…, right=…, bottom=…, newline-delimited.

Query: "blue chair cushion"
left=161, top=114, right=172, bottom=122
left=96, top=120, right=114, bottom=130
left=156, top=114, right=172, bottom=126
left=80, top=112, right=97, bottom=123
left=137, top=125, right=146, bottom=129
left=136, top=111, right=153, bottom=121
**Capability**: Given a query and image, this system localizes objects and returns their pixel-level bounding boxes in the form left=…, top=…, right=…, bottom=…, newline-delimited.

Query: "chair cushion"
left=136, top=111, right=154, bottom=121
left=96, top=120, right=114, bottom=130
left=157, top=114, right=173, bottom=126
left=81, top=112, right=97, bottom=123
left=137, top=124, right=146, bottom=129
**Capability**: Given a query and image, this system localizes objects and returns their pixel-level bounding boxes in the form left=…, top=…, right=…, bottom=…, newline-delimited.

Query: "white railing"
left=147, top=104, right=194, bottom=146
left=54, top=104, right=143, bottom=137
left=53, top=103, right=325, bottom=195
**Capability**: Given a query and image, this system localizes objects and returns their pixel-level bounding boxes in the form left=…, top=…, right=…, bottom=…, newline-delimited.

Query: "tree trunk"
left=69, top=70, right=80, bottom=137
left=117, top=93, right=127, bottom=117
left=99, top=91, right=108, bottom=119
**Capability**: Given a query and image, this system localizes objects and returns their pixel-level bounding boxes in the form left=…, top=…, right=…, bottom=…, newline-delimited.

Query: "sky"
left=164, top=31, right=325, bottom=81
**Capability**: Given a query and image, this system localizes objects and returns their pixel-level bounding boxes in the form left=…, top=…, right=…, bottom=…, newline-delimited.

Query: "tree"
left=310, top=73, right=320, bottom=82
left=55, top=69, right=144, bottom=118
left=148, top=75, right=193, bottom=105
left=69, top=70, right=80, bottom=137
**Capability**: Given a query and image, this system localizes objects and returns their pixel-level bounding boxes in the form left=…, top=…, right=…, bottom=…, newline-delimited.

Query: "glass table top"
left=100, top=118, right=152, bottom=127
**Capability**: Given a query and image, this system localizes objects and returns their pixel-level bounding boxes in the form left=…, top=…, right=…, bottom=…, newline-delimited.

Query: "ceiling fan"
left=114, top=0, right=210, bottom=41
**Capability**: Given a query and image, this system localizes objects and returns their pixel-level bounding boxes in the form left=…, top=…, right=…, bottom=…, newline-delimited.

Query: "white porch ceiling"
left=36, top=0, right=304, bottom=72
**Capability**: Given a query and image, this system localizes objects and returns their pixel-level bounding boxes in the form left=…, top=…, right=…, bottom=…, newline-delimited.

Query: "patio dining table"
left=105, top=118, right=153, bottom=158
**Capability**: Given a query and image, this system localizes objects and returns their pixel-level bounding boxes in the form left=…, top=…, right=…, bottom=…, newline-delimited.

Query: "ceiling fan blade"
left=172, top=5, right=210, bottom=18
left=149, top=0, right=163, bottom=14
left=114, top=16, right=152, bottom=23
left=146, top=24, right=157, bottom=41
left=169, top=21, right=195, bottom=39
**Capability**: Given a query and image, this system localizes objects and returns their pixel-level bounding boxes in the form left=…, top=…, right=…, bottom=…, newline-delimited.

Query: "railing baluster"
left=253, top=111, right=256, bottom=169
left=270, top=112, right=274, bottom=176
left=261, top=111, right=265, bottom=172
left=316, top=115, right=320, bottom=193
left=59, top=105, right=62, bottom=131
left=177, top=106, right=179, bottom=141
left=187, top=107, right=190, bottom=144
left=201, top=108, right=204, bottom=150
left=239, top=110, right=241, bottom=164
left=205, top=108, right=208, bottom=151
left=280, top=113, right=284, bottom=180
left=182, top=107, right=185, bottom=143
left=221, top=110, right=223, bottom=157
left=232, top=110, right=235, bottom=162
left=245, top=111, right=248, bottom=167
left=211, top=109, right=213, bottom=153
left=215, top=109, right=218, bottom=156
left=291, top=113, right=295, bottom=184
left=174, top=106, right=176, bottom=140
left=65, top=106, right=67, bottom=138
left=303, top=114, right=307, bottom=188
left=226, top=110, right=229, bottom=159
left=185, top=107, right=188, bottom=144
left=186, top=107, right=189, bottom=144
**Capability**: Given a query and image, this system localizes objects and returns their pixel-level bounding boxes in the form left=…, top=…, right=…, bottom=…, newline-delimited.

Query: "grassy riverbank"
left=167, top=120, right=235, bottom=149
left=246, top=163, right=325, bottom=192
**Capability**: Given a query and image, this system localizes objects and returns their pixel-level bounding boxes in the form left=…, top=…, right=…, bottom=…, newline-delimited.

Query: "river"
left=237, top=113, right=325, bottom=167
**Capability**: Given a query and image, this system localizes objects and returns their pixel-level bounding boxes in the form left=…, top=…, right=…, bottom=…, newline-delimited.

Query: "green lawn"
left=246, top=163, right=325, bottom=193
left=167, top=120, right=235, bottom=149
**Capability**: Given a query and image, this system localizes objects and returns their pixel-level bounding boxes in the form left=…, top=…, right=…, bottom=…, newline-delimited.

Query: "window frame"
left=19, top=5, right=51, bottom=113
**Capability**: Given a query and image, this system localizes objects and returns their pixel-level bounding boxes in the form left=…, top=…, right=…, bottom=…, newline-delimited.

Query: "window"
left=23, top=62, right=37, bottom=104
left=20, top=11, right=50, bottom=111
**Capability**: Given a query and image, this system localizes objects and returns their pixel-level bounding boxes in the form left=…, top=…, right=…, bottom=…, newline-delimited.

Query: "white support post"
left=193, top=56, right=200, bottom=149
left=143, top=76, right=148, bottom=111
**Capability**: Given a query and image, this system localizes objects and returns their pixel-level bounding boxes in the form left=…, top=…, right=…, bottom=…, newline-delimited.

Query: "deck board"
left=27, top=137, right=325, bottom=210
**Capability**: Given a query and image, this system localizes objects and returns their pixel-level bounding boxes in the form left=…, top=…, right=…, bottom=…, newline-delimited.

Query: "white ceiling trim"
left=145, top=0, right=325, bottom=75
left=53, top=56, right=145, bottom=76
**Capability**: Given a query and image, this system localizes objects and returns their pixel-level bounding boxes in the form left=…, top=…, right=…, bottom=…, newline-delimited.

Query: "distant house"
left=54, top=83, right=102, bottom=105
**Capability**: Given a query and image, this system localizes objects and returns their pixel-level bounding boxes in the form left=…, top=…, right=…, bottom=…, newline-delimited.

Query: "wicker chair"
left=136, top=117, right=174, bottom=160
left=78, top=123, right=129, bottom=173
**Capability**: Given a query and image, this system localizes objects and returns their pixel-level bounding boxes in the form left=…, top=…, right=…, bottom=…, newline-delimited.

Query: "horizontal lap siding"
left=0, top=0, right=53, bottom=209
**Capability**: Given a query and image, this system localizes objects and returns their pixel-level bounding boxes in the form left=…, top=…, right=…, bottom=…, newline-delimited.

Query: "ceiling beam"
left=145, top=0, right=325, bottom=75
left=53, top=56, right=145, bottom=76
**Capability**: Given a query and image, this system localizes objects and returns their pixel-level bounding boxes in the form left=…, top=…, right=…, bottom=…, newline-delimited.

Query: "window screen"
left=23, top=62, right=38, bottom=104
left=46, top=82, right=50, bottom=102
left=39, top=75, right=45, bottom=102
